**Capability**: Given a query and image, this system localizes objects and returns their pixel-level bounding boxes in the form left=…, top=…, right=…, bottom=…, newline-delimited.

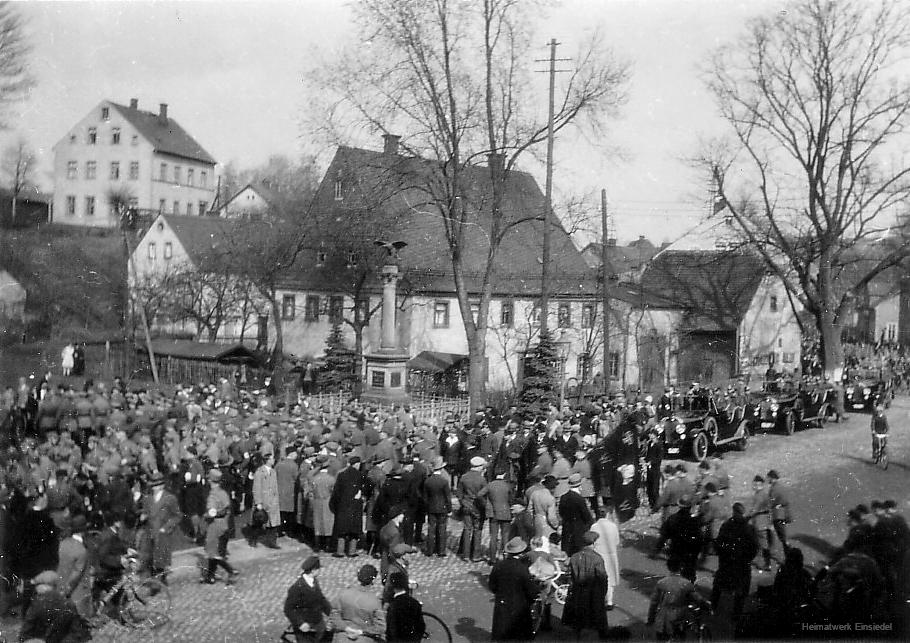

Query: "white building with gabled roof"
left=52, top=99, right=217, bottom=228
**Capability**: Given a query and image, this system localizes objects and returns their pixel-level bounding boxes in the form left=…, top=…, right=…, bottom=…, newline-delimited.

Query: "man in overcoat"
left=276, top=448, right=300, bottom=539
left=559, top=473, right=594, bottom=557
left=143, top=470, right=181, bottom=582
left=562, top=531, right=609, bottom=639
left=488, top=537, right=538, bottom=641
left=253, top=452, right=281, bottom=548
left=711, top=502, right=758, bottom=621
left=330, top=456, right=365, bottom=557
left=422, top=456, right=452, bottom=558
left=479, top=470, right=512, bottom=563
left=56, top=514, right=92, bottom=618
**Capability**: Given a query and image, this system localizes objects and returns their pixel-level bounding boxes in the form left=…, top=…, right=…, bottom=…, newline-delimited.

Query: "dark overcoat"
left=558, top=491, right=594, bottom=557
left=713, top=514, right=758, bottom=592
left=562, top=547, right=609, bottom=631
left=488, top=556, right=538, bottom=641
left=330, top=465, right=365, bottom=537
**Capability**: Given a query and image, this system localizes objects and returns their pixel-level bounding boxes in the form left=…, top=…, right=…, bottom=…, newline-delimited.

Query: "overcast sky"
left=7, top=0, right=784, bottom=244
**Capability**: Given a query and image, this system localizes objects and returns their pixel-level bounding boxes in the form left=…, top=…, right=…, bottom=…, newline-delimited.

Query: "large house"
left=217, top=182, right=278, bottom=220
left=53, top=99, right=217, bottom=228
left=626, top=217, right=802, bottom=389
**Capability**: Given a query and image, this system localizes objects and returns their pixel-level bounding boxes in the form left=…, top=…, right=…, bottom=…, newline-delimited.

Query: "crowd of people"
left=0, top=367, right=907, bottom=641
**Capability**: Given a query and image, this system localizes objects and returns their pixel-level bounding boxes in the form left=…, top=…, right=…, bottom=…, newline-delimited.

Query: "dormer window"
left=334, top=179, right=343, bottom=200
left=101, top=107, right=109, bottom=120
left=316, top=251, right=327, bottom=266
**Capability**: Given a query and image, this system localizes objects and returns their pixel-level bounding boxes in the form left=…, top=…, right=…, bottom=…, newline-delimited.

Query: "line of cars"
left=660, top=369, right=894, bottom=462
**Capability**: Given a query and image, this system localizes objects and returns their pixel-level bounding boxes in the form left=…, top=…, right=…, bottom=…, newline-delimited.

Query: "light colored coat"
left=276, top=457, right=299, bottom=513
left=145, top=488, right=182, bottom=570
left=528, top=487, right=559, bottom=540
left=591, top=516, right=621, bottom=604
left=253, top=464, right=281, bottom=527
left=57, top=535, right=92, bottom=618
left=310, top=470, right=336, bottom=537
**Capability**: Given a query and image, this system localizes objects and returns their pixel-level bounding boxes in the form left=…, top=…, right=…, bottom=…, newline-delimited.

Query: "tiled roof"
left=162, top=215, right=238, bottom=264
left=293, top=145, right=595, bottom=297
left=639, top=250, right=766, bottom=330
left=110, top=102, right=216, bottom=165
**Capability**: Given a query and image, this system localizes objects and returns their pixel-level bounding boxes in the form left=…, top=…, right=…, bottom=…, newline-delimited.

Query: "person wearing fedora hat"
left=56, top=513, right=93, bottom=618
left=489, top=537, right=538, bottom=641
left=529, top=475, right=560, bottom=551
left=456, top=455, right=488, bottom=562
left=201, top=468, right=238, bottom=585
left=562, top=531, right=610, bottom=640
left=423, top=456, right=452, bottom=558
left=559, top=473, right=594, bottom=557
left=655, top=493, right=703, bottom=582
left=140, top=467, right=181, bottom=585
left=330, top=454, right=365, bottom=558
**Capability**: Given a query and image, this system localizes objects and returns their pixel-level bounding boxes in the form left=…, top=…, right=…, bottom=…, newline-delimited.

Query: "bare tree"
left=0, top=3, right=32, bottom=130
left=306, top=0, right=629, bottom=408
left=703, top=0, right=910, bottom=375
left=1, top=136, right=34, bottom=224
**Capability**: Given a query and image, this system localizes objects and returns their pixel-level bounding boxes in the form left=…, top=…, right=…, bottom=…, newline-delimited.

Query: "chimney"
left=382, top=133, right=401, bottom=155
left=638, top=235, right=646, bottom=242
left=606, top=238, right=617, bottom=247
left=487, top=152, right=505, bottom=174
left=158, top=103, right=168, bottom=123
left=129, top=98, right=138, bottom=110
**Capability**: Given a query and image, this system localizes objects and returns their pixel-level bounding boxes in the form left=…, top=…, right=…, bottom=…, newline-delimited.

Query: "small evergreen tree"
left=319, top=321, right=358, bottom=392
left=518, top=332, right=560, bottom=417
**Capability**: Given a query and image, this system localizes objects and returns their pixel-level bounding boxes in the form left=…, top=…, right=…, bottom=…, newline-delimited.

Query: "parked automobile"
left=844, top=368, right=893, bottom=412
left=662, top=390, right=750, bottom=461
left=750, top=380, right=800, bottom=435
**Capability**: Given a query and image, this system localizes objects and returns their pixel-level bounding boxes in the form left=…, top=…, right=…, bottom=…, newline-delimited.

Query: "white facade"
left=52, top=100, right=216, bottom=228
left=218, top=185, right=271, bottom=219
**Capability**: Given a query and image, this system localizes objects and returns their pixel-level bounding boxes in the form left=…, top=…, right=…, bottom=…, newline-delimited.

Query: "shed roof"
left=140, top=339, right=260, bottom=363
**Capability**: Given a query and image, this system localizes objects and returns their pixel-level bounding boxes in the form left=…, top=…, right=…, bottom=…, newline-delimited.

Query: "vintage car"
left=661, top=390, right=750, bottom=461
left=750, top=380, right=837, bottom=433
left=844, top=368, right=892, bottom=412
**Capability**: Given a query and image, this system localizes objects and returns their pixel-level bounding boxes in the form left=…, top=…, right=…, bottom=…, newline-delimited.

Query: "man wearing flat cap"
left=456, top=456, right=488, bottom=562
left=284, top=555, right=332, bottom=642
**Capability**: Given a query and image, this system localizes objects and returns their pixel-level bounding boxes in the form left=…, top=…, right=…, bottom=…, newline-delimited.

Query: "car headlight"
left=846, top=387, right=854, bottom=395
left=771, top=403, right=779, bottom=413
left=675, top=423, right=686, bottom=435
left=863, top=388, right=871, bottom=397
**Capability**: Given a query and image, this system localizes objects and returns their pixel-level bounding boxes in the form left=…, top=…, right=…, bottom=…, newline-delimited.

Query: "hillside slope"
left=0, top=226, right=128, bottom=341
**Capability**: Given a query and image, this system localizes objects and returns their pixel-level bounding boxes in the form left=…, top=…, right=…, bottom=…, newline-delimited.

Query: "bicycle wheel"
left=553, top=583, right=569, bottom=605
left=879, top=448, right=888, bottom=470
left=120, top=578, right=171, bottom=629
left=421, top=611, right=452, bottom=643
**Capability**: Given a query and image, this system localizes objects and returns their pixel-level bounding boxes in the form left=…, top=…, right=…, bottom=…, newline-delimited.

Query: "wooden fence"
left=303, top=391, right=471, bottom=423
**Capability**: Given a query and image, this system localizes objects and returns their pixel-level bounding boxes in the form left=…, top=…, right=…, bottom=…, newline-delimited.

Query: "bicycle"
left=279, top=581, right=451, bottom=643
left=530, top=568, right=570, bottom=636
left=90, top=551, right=171, bottom=630
left=873, top=433, right=888, bottom=470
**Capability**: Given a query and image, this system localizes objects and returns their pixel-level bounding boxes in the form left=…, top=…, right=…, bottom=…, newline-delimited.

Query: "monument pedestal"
left=362, top=350, right=410, bottom=404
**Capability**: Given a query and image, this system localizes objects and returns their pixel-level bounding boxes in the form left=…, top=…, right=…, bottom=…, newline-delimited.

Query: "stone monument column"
left=380, top=264, right=399, bottom=351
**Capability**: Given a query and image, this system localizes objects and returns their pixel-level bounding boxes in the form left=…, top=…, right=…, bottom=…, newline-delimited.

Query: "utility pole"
left=601, top=188, right=610, bottom=395
left=537, top=38, right=571, bottom=338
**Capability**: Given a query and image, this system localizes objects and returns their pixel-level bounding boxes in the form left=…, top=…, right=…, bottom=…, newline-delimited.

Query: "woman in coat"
left=253, top=452, right=281, bottom=548
left=309, top=462, right=335, bottom=550
left=562, top=531, right=609, bottom=639
left=488, top=537, right=539, bottom=641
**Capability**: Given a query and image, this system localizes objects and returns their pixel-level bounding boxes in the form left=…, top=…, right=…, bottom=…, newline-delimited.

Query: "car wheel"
left=692, top=432, right=709, bottom=462
left=704, top=417, right=718, bottom=443
left=785, top=412, right=795, bottom=435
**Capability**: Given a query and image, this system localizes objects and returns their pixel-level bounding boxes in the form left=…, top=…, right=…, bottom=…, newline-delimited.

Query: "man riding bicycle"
left=871, top=405, right=889, bottom=462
